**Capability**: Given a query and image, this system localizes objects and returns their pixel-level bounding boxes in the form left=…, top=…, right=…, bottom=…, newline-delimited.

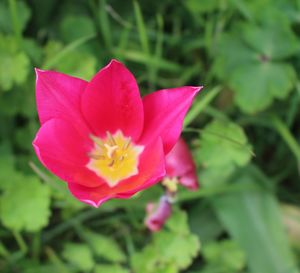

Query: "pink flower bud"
left=145, top=196, right=172, bottom=232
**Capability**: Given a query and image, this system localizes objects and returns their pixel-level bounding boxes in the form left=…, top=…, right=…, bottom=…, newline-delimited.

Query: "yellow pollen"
left=87, top=130, right=144, bottom=187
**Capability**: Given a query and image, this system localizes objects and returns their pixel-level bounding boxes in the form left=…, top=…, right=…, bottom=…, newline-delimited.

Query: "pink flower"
left=164, top=138, right=199, bottom=191
left=145, top=196, right=172, bottom=232
left=33, top=60, right=202, bottom=207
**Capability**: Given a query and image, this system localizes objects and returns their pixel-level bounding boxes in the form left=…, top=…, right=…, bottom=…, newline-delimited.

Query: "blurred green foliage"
left=0, top=0, right=300, bottom=272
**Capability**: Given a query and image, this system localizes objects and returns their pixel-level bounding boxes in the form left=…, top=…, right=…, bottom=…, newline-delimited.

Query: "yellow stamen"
left=87, top=131, right=144, bottom=187
left=123, top=137, right=131, bottom=150
left=106, top=131, right=116, bottom=145
left=89, top=135, right=105, bottom=148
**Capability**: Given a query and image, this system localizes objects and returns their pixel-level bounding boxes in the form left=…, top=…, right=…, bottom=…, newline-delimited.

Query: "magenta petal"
left=68, top=138, right=166, bottom=207
left=33, top=118, right=103, bottom=187
left=179, top=171, right=199, bottom=191
left=35, top=69, right=90, bottom=136
left=145, top=196, right=172, bottom=232
left=165, top=138, right=199, bottom=191
left=140, top=86, right=202, bottom=153
left=81, top=60, right=144, bottom=140
left=166, top=138, right=195, bottom=177
left=68, top=183, right=111, bottom=208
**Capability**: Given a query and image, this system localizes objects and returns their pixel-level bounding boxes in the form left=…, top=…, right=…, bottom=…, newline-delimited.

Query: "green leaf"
left=213, top=32, right=256, bottom=81
left=0, top=147, right=16, bottom=191
left=242, top=23, right=300, bottom=60
left=0, top=34, right=30, bottom=91
left=165, top=209, right=189, bottom=235
left=196, top=119, right=252, bottom=187
left=230, top=62, right=296, bottom=113
left=203, top=240, right=246, bottom=272
left=211, top=166, right=299, bottom=273
left=43, top=41, right=96, bottom=80
left=0, top=0, right=31, bottom=34
left=23, top=38, right=43, bottom=64
left=184, top=0, right=220, bottom=14
left=214, top=24, right=298, bottom=113
left=198, top=120, right=252, bottom=168
left=22, top=262, right=57, bottom=273
left=131, top=210, right=200, bottom=273
left=94, top=264, right=130, bottom=273
left=59, top=15, right=96, bottom=43
left=189, top=203, right=223, bottom=244
left=84, top=230, right=126, bottom=263
left=62, top=243, right=94, bottom=271
left=0, top=176, right=51, bottom=232
left=153, top=230, right=200, bottom=270
left=0, top=242, right=9, bottom=258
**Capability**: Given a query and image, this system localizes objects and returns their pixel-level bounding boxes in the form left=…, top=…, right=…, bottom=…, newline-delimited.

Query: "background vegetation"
left=0, top=0, right=300, bottom=272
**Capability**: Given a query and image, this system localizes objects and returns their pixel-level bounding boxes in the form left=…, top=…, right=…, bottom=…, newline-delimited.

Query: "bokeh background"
left=0, top=0, right=300, bottom=272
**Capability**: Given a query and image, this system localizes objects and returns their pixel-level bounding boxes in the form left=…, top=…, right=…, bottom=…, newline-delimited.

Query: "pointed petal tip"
left=73, top=194, right=112, bottom=208
left=110, top=58, right=121, bottom=64
left=104, top=59, right=126, bottom=71
left=34, top=68, right=50, bottom=83
left=34, top=67, right=46, bottom=75
left=192, top=85, right=204, bottom=93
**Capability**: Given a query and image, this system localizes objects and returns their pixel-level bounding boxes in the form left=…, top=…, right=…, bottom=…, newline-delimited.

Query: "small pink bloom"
left=165, top=138, right=199, bottom=190
left=145, top=196, right=172, bottom=232
left=33, top=60, right=202, bottom=207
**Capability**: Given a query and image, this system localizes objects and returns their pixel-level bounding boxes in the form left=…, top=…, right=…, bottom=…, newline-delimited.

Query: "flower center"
left=87, top=131, right=144, bottom=187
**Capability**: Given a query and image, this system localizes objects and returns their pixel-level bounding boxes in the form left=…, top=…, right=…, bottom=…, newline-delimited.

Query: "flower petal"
left=68, top=138, right=165, bottom=207
left=145, top=196, right=172, bottom=232
left=33, top=118, right=103, bottom=187
left=140, top=86, right=202, bottom=154
left=35, top=69, right=90, bottom=136
left=165, top=138, right=195, bottom=177
left=81, top=60, right=144, bottom=140
left=179, top=171, right=199, bottom=191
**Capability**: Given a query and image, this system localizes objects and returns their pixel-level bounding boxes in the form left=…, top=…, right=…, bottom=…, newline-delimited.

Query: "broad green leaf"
left=0, top=176, right=51, bottom=232
left=153, top=230, right=200, bottom=270
left=243, top=0, right=299, bottom=24
left=62, top=243, right=94, bottom=271
left=0, top=35, right=30, bottom=91
left=94, top=264, right=130, bottom=273
left=230, top=62, right=296, bottom=113
left=196, top=120, right=252, bottom=187
left=84, top=230, right=126, bottom=263
left=189, top=203, right=223, bottom=244
left=214, top=24, right=298, bottom=113
left=213, top=33, right=256, bottom=81
left=59, top=15, right=96, bottom=43
left=281, top=204, right=300, bottom=250
left=211, top=166, right=299, bottom=273
left=197, top=120, right=252, bottom=168
left=203, top=240, right=246, bottom=272
left=131, top=210, right=200, bottom=273
left=242, top=23, right=300, bottom=59
left=165, top=209, right=189, bottom=235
